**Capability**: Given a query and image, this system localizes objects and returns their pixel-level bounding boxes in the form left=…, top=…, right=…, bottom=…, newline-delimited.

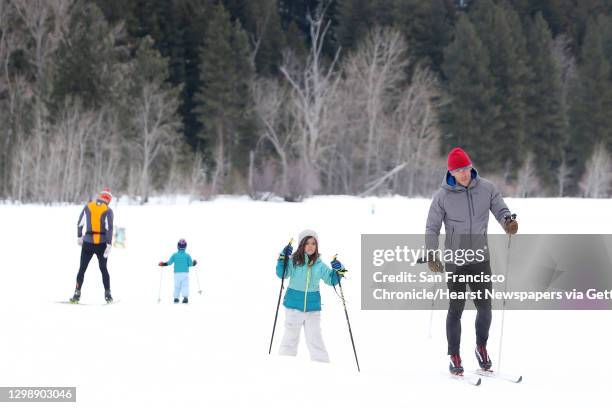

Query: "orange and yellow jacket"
left=77, top=199, right=114, bottom=245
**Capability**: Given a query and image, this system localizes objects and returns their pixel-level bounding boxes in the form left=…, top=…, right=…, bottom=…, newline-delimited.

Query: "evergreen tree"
left=395, top=0, right=454, bottom=71
left=177, top=0, right=211, bottom=147
left=568, top=16, right=612, bottom=187
left=523, top=13, right=567, bottom=191
left=195, top=2, right=233, bottom=153
left=441, top=14, right=500, bottom=171
left=511, top=0, right=612, bottom=55
left=222, top=0, right=248, bottom=23
left=126, top=0, right=165, bottom=40
left=285, top=21, right=308, bottom=57
left=230, top=21, right=258, bottom=180
left=244, top=0, right=286, bottom=76
left=372, top=0, right=397, bottom=27
left=468, top=0, right=495, bottom=38
left=125, top=0, right=186, bottom=90
left=561, top=0, right=610, bottom=50
left=94, top=0, right=136, bottom=25
left=335, top=0, right=385, bottom=51
left=123, top=0, right=197, bottom=144
left=157, top=0, right=186, bottom=86
left=278, top=0, right=320, bottom=34
left=195, top=3, right=255, bottom=191
left=469, top=0, right=529, bottom=175
left=51, top=3, right=120, bottom=112
left=599, top=14, right=612, bottom=66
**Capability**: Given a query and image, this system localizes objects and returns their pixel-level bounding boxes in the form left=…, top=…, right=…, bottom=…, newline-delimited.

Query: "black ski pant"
left=446, top=261, right=492, bottom=356
left=76, top=242, right=110, bottom=291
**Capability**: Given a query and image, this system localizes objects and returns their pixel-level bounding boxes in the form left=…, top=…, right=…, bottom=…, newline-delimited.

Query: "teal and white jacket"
left=276, top=255, right=341, bottom=312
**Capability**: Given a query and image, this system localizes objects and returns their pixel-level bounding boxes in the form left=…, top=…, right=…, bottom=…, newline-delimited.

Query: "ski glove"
left=332, top=259, right=348, bottom=276
left=192, top=259, right=197, bottom=266
left=103, top=244, right=111, bottom=258
left=77, top=237, right=83, bottom=246
left=279, top=244, right=293, bottom=261
left=159, top=262, right=168, bottom=267
left=427, top=253, right=443, bottom=273
left=504, top=218, right=518, bottom=235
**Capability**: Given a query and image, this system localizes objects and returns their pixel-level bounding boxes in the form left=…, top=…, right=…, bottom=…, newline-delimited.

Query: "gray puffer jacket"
left=425, top=168, right=511, bottom=264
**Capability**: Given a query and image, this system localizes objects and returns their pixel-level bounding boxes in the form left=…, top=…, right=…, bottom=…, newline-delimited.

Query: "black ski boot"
left=105, top=290, right=113, bottom=303
left=173, top=298, right=179, bottom=303
left=449, top=354, right=464, bottom=375
left=475, top=345, right=492, bottom=370
left=70, top=289, right=81, bottom=304
left=182, top=297, right=188, bottom=304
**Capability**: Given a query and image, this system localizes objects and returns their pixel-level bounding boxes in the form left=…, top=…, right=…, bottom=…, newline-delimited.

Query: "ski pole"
left=333, top=255, right=361, bottom=372
left=268, top=239, right=293, bottom=354
left=157, top=266, right=163, bottom=303
left=416, top=256, right=441, bottom=340
left=427, top=283, right=436, bottom=340
left=194, top=265, right=203, bottom=295
left=498, top=213, right=517, bottom=372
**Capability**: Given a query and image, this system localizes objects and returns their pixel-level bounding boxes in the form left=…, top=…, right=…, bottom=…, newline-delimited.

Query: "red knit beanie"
left=98, top=188, right=113, bottom=204
left=447, top=147, right=472, bottom=171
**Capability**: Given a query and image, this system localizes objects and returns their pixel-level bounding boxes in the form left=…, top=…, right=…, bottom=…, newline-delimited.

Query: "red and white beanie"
left=447, top=147, right=472, bottom=171
left=98, top=188, right=113, bottom=204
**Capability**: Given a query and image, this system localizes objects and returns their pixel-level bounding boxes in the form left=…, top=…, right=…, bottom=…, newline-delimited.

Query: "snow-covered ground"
left=0, top=196, right=610, bottom=407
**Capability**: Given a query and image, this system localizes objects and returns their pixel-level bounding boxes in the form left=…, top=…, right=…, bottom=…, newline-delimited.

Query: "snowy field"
left=0, top=196, right=610, bottom=407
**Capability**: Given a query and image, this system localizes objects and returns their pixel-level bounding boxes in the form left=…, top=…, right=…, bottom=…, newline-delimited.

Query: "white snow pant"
left=173, top=272, right=189, bottom=298
left=279, top=308, right=330, bottom=363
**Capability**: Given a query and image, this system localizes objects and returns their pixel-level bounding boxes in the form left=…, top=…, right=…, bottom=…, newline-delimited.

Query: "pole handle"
left=283, top=238, right=294, bottom=256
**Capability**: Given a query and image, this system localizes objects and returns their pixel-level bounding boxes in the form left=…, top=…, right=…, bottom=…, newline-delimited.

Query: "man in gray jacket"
left=425, top=147, right=518, bottom=375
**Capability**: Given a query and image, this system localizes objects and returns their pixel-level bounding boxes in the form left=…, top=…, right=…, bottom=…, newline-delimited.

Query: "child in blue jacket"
left=276, top=229, right=346, bottom=362
left=159, top=239, right=197, bottom=303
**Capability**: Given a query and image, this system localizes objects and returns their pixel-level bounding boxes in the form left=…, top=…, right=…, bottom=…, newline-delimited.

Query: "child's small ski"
left=449, top=373, right=482, bottom=386
left=474, top=369, right=522, bottom=383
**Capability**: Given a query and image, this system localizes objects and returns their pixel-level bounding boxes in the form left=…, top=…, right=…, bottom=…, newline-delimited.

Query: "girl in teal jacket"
left=158, top=239, right=197, bottom=304
left=275, top=229, right=346, bottom=362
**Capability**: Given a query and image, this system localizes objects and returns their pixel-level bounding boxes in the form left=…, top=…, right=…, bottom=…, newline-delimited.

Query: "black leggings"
left=76, top=242, right=110, bottom=291
left=446, top=261, right=492, bottom=355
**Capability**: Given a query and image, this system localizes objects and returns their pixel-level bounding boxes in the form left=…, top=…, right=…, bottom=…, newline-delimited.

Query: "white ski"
left=450, top=373, right=482, bottom=386
left=473, top=369, right=522, bottom=383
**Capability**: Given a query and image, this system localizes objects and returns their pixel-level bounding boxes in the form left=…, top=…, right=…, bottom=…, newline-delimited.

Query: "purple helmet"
left=177, top=239, right=187, bottom=250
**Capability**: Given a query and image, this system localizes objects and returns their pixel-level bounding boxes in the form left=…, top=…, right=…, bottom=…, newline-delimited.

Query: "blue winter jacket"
left=166, top=249, right=194, bottom=273
left=276, top=255, right=341, bottom=312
